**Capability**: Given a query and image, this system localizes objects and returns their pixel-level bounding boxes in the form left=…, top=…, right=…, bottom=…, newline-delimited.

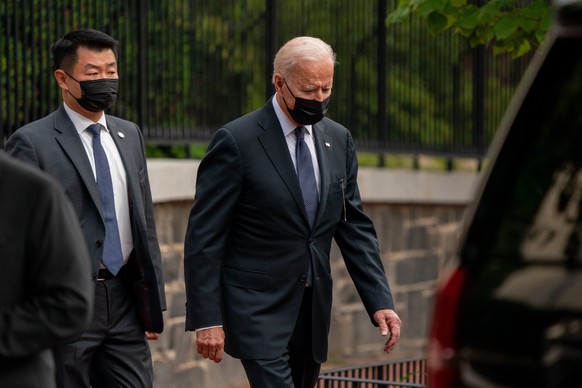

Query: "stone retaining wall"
left=146, top=160, right=480, bottom=387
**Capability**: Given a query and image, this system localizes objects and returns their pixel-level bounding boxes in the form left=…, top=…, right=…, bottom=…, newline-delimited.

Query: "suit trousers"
left=241, top=287, right=321, bottom=388
left=54, top=272, right=153, bottom=388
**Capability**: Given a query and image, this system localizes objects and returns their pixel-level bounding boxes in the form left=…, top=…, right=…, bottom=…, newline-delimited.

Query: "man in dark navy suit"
left=184, top=36, right=401, bottom=388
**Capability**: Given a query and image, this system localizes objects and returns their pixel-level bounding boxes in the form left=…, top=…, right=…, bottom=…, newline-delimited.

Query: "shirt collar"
left=63, top=102, right=109, bottom=135
left=272, top=94, right=313, bottom=138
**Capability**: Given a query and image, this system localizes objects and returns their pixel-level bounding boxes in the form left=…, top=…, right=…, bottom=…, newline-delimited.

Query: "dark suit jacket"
left=0, top=151, right=93, bottom=388
left=184, top=98, right=394, bottom=363
left=5, top=105, right=166, bottom=332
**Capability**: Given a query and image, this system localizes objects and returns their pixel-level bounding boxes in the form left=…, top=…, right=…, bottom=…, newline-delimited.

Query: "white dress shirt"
left=272, top=95, right=321, bottom=195
left=63, top=103, right=133, bottom=264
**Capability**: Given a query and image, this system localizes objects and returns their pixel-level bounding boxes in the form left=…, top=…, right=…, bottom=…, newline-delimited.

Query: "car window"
left=463, top=36, right=582, bottom=266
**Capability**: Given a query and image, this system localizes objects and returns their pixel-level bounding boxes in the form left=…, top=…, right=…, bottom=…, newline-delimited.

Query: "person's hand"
left=373, top=309, right=402, bottom=355
left=145, top=331, right=159, bottom=341
left=196, top=327, right=225, bottom=363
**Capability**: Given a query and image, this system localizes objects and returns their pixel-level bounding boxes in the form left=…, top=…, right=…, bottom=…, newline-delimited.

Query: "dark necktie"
left=295, top=126, right=319, bottom=285
left=88, top=124, right=124, bottom=275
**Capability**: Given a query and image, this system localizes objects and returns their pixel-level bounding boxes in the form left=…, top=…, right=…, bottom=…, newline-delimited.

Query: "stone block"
left=166, top=284, right=187, bottom=319
left=406, top=289, right=435, bottom=340
left=161, top=244, right=184, bottom=283
left=395, top=254, right=439, bottom=285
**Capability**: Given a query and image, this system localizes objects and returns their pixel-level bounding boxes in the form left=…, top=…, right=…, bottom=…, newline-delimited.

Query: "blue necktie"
left=295, top=126, right=319, bottom=285
left=88, top=124, right=124, bottom=275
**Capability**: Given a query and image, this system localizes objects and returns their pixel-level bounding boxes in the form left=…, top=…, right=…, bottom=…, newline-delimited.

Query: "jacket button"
left=299, top=274, right=307, bottom=283
left=96, top=240, right=103, bottom=247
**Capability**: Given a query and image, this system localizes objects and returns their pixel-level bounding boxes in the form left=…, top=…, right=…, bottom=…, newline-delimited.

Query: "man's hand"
left=145, top=331, right=159, bottom=340
left=196, top=327, right=225, bottom=363
left=373, top=309, right=402, bottom=355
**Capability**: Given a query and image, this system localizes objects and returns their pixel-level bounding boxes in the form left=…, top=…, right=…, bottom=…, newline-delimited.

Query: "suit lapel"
left=108, top=120, right=144, bottom=223
left=53, top=106, right=103, bottom=215
left=312, top=121, right=332, bottom=230
left=256, top=104, right=308, bottom=224
left=256, top=102, right=334, bottom=231
left=108, top=121, right=134, bottom=189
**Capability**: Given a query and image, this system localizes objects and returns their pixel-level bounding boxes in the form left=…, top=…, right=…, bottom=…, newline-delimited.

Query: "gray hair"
left=272, top=36, right=337, bottom=83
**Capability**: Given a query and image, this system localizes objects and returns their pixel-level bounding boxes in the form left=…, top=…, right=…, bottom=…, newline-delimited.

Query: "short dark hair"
left=51, top=29, right=119, bottom=71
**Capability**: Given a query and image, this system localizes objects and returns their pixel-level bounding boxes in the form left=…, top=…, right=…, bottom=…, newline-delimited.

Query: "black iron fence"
left=1, top=0, right=531, bottom=156
left=318, top=357, right=426, bottom=387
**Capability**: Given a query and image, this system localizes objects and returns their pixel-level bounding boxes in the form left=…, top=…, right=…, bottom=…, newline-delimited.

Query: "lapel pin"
left=117, top=132, right=125, bottom=139
left=325, top=142, right=331, bottom=147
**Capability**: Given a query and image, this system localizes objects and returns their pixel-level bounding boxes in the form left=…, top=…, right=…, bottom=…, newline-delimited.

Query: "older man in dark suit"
left=0, top=151, right=93, bottom=388
left=5, top=29, right=165, bottom=388
left=184, top=36, right=402, bottom=388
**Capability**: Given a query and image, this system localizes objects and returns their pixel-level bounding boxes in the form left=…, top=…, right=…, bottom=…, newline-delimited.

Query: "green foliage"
left=136, top=0, right=267, bottom=131
left=2, top=0, right=530, bottom=160
left=387, top=0, right=553, bottom=57
left=145, top=144, right=207, bottom=159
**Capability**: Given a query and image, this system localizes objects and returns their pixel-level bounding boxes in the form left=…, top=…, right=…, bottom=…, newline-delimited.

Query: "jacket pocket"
left=222, top=266, right=269, bottom=291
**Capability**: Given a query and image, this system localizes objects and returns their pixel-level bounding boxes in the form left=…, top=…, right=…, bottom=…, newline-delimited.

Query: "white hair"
left=272, top=36, right=337, bottom=83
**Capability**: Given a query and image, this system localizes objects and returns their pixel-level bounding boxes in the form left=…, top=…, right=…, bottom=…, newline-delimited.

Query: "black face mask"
left=282, top=78, right=330, bottom=125
left=65, top=72, right=119, bottom=112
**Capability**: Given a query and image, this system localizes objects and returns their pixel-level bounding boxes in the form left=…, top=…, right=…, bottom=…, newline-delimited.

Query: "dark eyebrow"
left=83, top=62, right=117, bottom=70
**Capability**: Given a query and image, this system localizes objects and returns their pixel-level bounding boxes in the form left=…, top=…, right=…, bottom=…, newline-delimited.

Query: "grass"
left=357, top=152, right=481, bottom=172
left=146, top=144, right=482, bottom=172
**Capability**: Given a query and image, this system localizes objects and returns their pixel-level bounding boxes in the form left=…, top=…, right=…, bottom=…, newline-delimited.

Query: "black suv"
left=427, top=1, right=582, bottom=387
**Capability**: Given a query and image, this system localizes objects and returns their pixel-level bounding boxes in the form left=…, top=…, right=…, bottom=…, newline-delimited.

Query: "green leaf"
left=457, top=6, right=480, bottom=29
left=474, top=24, right=495, bottom=45
left=494, top=15, right=519, bottom=40
left=387, top=7, right=412, bottom=24
left=513, top=39, right=531, bottom=58
left=519, top=16, right=537, bottom=33
left=455, top=26, right=474, bottom=38
left=395, top=0, right=412, bottom=6
left=522, top=0, right=549, bottom=17
left=419, top=0, right=441, bottom=16
left=535, top=27, right=548, bottom=44
left=427, top=11, right=448, bottom=33
left=387, top=0, right=418, bottom=24
left=479, top=1, right=501, bottom=23
left=428, top=0, right=450, bottom=13
left=539, top=8, right=553, bottom=32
